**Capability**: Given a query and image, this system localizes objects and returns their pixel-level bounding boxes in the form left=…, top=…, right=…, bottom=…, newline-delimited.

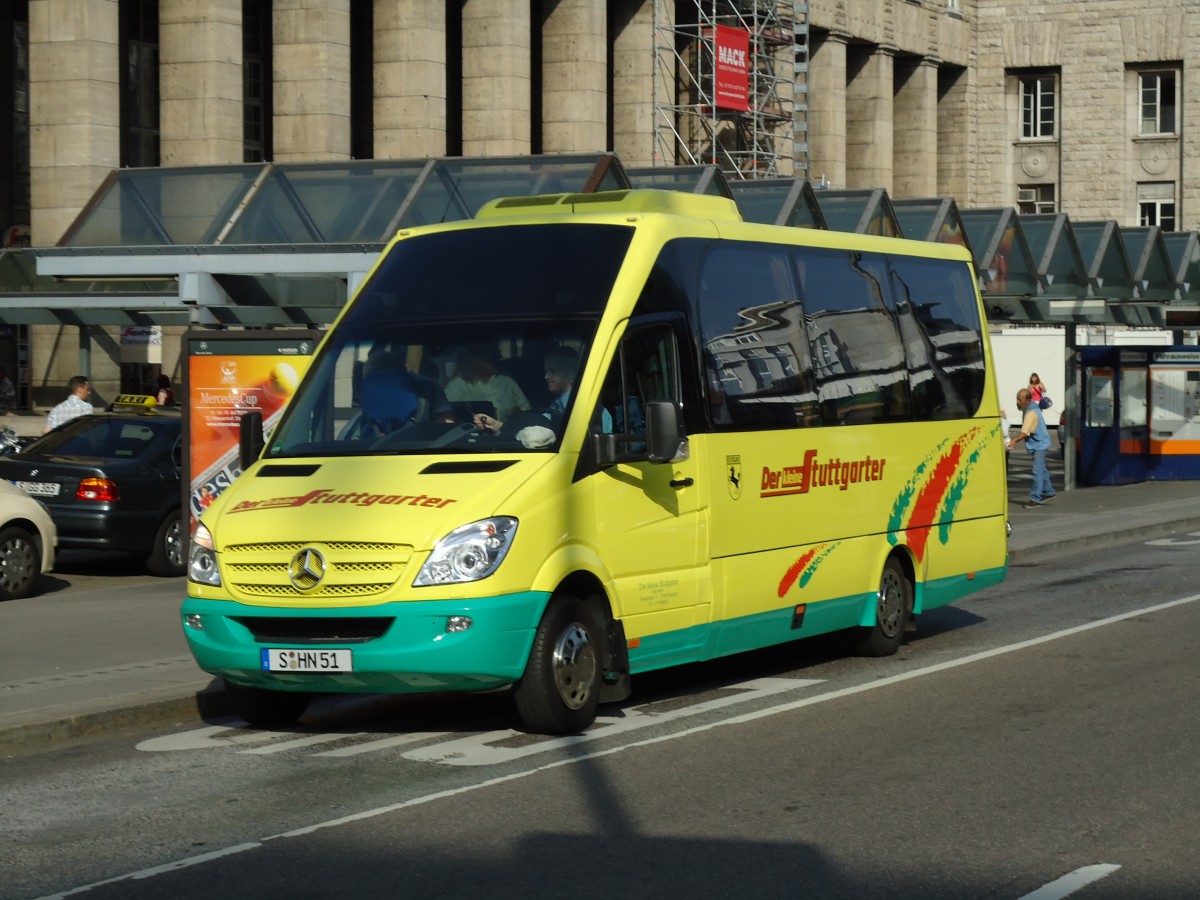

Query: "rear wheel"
left=0, top=525, right=39, bottom=600
left=514, top=594, right=604, bottom=734
left=851, top=556, right=912, bottom=657
left=146, top=512, right=185, bottom=577
left=225, top=681, right=311, bottom=728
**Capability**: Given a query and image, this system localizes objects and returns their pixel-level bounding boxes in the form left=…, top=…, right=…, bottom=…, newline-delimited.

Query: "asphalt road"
left=5, top=532, right=1199, bottom=900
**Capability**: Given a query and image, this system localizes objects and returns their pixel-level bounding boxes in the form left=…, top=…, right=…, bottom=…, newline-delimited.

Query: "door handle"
left=669, top=477, right=694, bottom=488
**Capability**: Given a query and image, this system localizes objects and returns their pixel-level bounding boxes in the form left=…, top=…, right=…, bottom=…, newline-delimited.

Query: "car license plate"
left=261, top=648, right=353, bottom=673
left=16, top=481, right=60, bottom=497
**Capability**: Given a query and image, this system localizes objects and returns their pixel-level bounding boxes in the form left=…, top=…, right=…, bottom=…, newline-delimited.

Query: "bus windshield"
left=265, top=223, right=634, bottom=458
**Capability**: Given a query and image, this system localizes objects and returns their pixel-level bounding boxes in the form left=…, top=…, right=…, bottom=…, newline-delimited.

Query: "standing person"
left=1028, top=372, right=1049, bottom=406
left=0, top=366, right=15, bottom=415
left=1007, top=387, right=1056, bottom=508
left=155, top=373, right=174, bottom=406
left=44, top=375, right=93, bottom=433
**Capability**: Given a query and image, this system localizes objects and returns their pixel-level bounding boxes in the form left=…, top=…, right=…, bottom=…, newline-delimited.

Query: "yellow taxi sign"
left=111, top=394, right=157, bottom=410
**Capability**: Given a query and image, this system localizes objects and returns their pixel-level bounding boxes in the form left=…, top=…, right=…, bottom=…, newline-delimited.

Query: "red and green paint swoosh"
left=777, top=540, right=841, bottom=598
left=887, top=426, right=990, bottom=562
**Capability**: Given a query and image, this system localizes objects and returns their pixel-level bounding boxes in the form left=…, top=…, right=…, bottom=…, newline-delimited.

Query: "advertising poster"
left=713, top=25, right=750, bottom=112
left=184, top=330, right=318, bottom=532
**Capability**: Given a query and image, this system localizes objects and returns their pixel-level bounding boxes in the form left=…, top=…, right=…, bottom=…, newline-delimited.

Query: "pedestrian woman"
left=1028, top=372, right=1048, bottom=405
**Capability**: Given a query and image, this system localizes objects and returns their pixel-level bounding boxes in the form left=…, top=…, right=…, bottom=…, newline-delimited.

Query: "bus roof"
left=475, top=188, right=743, bottom=223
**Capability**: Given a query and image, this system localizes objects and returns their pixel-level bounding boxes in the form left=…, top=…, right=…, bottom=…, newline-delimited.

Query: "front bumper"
left=181, top=591, right=551, bottom=694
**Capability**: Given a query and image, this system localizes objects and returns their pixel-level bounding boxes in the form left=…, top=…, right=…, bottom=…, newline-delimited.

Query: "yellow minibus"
left=182, top=189, right=1008, bottom=733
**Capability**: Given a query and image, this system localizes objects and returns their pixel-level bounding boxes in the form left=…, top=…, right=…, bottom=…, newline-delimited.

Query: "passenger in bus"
left=444, top=348, right=530, bottom=420
left=474, top=348, right=612, bottom=437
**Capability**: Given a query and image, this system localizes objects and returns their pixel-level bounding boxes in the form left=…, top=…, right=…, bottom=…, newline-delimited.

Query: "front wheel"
left=514, top=594, right=604, bottom=734
left=146, top=512, right=185, bottom=577
left=0, top=525, right=39, bottom=600
left=225, top=681, right=311, bottom=728
left=851, top=557, right=912, bottom=657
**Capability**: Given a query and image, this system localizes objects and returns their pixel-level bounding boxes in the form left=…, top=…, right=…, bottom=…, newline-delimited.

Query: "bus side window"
left=597, top=325, right=678, bottom=456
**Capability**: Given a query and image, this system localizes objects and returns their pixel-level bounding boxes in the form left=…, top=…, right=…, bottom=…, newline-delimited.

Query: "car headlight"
left=188, top=522, right=222, bottom=587
left=414, top=517, right=517, bottom=586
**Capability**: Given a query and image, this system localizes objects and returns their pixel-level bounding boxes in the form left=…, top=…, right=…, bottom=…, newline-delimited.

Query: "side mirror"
left=645, top=400, right=686, bottom=463
left=239, top=411, right=265, bottom=471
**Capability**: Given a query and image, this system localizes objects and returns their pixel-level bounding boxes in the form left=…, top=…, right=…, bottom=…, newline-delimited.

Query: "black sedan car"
left=0, top=409, right=185, bottom=576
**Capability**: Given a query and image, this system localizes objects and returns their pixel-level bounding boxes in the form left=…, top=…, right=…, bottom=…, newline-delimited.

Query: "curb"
left=0, top=687, right=231, bottom=756
left=1007, top=515, right=1200, bottom=566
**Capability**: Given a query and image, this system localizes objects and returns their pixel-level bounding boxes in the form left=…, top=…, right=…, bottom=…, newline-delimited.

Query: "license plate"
left=16, top=481, right=60, bottom=497
left=260, top=648, right=353, bottom=673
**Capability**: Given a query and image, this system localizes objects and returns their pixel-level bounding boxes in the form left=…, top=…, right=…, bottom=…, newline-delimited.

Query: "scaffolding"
left=654, top=0, right=808, bottom=180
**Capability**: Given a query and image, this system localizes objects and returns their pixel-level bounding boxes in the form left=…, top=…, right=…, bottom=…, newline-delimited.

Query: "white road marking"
left=237, top=732, right=369, bottom=755
left=63, top=592, right=1200, bottom=900
left=404, top=676, right=822, bottom=766
left=1146, top=531, right=1200, bottom=546
left=315, top=732, right=451, bottom=757
left=1018, top=864, right=1122, bottom=899
left=136, top=725, right=277, bottom=752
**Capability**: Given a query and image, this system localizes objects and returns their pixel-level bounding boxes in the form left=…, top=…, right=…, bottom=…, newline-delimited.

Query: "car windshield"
left=266, top=222, right=634, bottom=458
left=26, top=416, right=177, bottom=460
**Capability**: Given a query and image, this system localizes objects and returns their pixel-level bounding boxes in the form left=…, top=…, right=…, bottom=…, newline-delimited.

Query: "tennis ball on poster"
left=266, top=362, right=300, bottom=399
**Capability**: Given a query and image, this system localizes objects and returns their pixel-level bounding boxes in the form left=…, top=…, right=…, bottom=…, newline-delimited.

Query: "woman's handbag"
left=1038, top=394, right=1052, bottom=410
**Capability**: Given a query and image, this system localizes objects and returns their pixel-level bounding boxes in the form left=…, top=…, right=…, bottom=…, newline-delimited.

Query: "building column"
left=612, top=0, right=657, bottom=167
left=808, top=30, right=847, bottom=188
left=159, top=0, right=242, bottom=166
left=542, top=0, right=606, bottom=152
left=937, top=65, right=970, bottom=202
left=374, top=0, right=445, bottom=158
left=462, top=0, right=530, bottom=155
left=28, top=0, right=119, bottom=246
left=893, top=56, right=938, bottom=198
left=272, top=0, right=350, bottom=161
left=846, top=43, right=894, bottom=191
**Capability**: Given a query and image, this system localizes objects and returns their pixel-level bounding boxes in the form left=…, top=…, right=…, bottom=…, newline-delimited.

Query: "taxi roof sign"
left=110, top=394, right=158, bottom=411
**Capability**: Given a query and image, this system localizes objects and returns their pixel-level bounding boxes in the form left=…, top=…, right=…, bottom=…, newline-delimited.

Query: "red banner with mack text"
left=714, top=25, right=750, bottom=112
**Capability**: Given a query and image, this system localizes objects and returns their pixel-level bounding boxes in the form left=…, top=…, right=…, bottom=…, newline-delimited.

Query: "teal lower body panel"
left=181, top=592, right=551, bottom=695
left=916, top=563, right=1007, bottom=615
left=628, top=563, right=1009, bottom=674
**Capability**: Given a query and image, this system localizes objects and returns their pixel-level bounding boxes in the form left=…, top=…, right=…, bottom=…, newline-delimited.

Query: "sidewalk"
left=5, top=445, right=1200, bottom=755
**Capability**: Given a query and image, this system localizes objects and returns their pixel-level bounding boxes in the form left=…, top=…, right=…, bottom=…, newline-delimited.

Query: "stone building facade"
left=1, top=0, right=1198, bottom=406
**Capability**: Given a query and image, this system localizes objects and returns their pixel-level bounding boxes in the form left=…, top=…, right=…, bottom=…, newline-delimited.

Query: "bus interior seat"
left=359, top=368, right=420, bottom=432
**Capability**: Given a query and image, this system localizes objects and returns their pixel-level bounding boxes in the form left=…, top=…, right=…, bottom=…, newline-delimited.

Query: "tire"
left=851, top=556, right=913, bottom=657
left=514, top=594, right=604, bottom=734
left=146, top=512, right=186, bottom=577
left=225, top=681, right=311, bottom=728
left=0, top=524, right=39, bottom=600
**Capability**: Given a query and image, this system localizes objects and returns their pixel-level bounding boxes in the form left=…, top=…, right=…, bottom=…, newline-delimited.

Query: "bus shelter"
left=1079, top=345, right=1200, bottom=484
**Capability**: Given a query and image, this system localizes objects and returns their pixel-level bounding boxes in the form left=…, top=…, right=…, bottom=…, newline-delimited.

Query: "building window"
left=1139, top=70, right=1177, bottom=135
left=1018, top=184, right=1056, bottom=214
left=2, top=1, right=30, bottom=238
left=119, top=0, right=159, bottom=168
left=243, top=0, right=272, bottom=163
left=1020, top=74, right=1056, bottom=139
left=1138, top=183, right=1176, bottom=231
left=349, top=1, right=373, bottom=159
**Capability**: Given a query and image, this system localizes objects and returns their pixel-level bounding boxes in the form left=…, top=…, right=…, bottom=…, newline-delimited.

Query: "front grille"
left=223, top=540, right=413, bottom=601
left=233, top=616, right=393, bottom=644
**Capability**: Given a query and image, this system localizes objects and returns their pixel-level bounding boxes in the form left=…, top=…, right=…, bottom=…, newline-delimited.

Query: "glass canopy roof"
left=6, top=152, right=1196, bottom=327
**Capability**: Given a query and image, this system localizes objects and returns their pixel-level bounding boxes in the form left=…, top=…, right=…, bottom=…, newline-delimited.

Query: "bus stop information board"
left=183, top=330, right=317, bottom=531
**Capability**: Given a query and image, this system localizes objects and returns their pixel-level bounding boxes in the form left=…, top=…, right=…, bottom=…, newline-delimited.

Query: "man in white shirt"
left=44, top=375, right=94, bottom=433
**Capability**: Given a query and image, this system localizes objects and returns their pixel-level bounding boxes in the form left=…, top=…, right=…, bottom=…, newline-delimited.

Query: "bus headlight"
left=188, top=522, right=222, bottom=587
left=414, top=517, right=518, bottom=586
